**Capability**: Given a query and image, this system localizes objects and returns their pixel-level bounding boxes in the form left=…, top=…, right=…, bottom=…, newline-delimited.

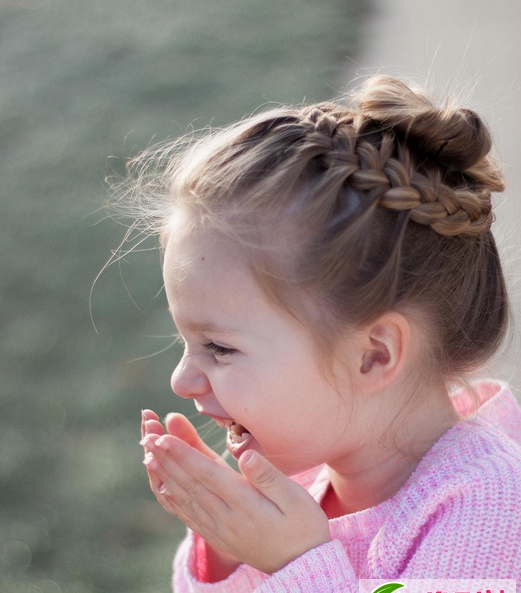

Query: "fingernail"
left=144, top=457, right=159, bottom=471
left=140, top=435, right=157, bottom=447
left=157, top=438, right=170, bottom=451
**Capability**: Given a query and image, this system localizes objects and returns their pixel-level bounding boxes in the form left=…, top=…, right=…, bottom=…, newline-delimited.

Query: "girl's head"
left=129, top=75, right=508, bottom=386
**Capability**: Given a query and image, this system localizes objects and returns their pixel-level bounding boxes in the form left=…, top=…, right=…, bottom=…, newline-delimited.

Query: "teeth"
left=228, top=422, right=251, bottom=445
left=230, top=423, right=243, bottom=435
left=229, top=431, right=251, bottom=444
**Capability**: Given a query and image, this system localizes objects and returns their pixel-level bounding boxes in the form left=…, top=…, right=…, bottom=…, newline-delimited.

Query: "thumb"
left=165, top=413, right=220, bottom=460
left=239, top=450, right=297, bottom=511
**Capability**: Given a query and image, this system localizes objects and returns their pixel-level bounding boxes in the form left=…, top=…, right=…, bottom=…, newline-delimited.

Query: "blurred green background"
left=0, top=1, right=368, bottom=591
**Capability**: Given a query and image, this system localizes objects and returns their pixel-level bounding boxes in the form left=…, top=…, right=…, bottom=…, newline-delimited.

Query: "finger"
left=140, top=418, right=165, bottom=453
left=144, top=455, right=188, bottom=521
left=146, top=419, right=165, bottom=435
left=141, top=409, right=160, bottom=438
left=144, top=452, right=167, bottom=493
left=144, top=441, right=216, bottom=537
left=150, top=436, right=254, bottom=508
left=145, top=452, right=221, bottom=531
left=165, top=413, right=220, bottom=460
left=144, top=452, right=183, bottom=509
left=238, top=450, right=300, bottom=513
left=140, top=433, right=160, bottom=450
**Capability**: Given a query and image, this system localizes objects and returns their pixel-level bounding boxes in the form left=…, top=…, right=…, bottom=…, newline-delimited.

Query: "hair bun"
left=354, top=75, right=499, bottom=178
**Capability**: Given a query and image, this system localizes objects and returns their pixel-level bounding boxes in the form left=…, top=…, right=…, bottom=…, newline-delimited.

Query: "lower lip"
left=226, top=432, right=254, bottom=459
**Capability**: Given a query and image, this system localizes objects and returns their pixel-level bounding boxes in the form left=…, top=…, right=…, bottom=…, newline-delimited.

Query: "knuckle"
left=202, top=467, right=218, bottom=488
left=186, top=479, right=201, bottom=498
left=183, top=498, right=199, bottom=515
left=255, top=466, right=276, bottom=487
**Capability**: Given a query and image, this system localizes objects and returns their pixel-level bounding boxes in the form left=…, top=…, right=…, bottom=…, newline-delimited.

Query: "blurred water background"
left=0, top=1, right=368, bottom=592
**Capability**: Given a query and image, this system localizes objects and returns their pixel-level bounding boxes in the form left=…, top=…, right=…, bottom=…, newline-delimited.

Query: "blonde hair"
left=119, top=75, right=509, bottom=380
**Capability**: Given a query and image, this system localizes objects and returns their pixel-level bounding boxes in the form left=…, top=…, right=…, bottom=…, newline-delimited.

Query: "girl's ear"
left=355, top=312, right=411, bottom=393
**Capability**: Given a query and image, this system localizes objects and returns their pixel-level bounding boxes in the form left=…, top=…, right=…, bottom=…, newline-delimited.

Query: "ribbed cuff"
left=257, top=540, right=357, bottom=593
left=173, top=531, right=266, bottom=593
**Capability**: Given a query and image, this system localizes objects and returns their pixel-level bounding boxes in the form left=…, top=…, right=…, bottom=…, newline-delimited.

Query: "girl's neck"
left=323, top=383, right=461, bottom=518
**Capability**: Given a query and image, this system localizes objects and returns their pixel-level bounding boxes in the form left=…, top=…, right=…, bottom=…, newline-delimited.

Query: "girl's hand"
left=140, top=428, right=331, bottom=575
left=142, top=410, right=217, bottom=459
left=141, top=411, right=241, bottom=579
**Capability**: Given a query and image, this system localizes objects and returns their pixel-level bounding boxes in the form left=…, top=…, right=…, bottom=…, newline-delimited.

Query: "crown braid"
left=300, top=102, right=497, bottom=237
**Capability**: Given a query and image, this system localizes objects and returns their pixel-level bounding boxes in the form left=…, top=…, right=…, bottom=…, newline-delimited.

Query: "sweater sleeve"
left=255, top=540, right=357, bottom=593
left=172, top=531, right=357, bottom=593
left=173, top=530, right=268, bottom=593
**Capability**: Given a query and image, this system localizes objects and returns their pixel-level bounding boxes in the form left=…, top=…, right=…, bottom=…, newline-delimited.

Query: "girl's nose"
left=171, top=356, right=211, bottom=399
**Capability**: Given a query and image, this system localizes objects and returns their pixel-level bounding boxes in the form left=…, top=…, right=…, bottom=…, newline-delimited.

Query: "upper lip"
left=198, top=412, right=235, bottom=429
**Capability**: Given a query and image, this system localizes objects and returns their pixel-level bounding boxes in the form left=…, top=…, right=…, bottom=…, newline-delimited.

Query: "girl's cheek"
left=215, top=376, right=247, bottom=406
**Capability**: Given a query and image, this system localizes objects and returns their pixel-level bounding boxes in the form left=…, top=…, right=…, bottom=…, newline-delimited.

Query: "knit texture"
left=172, top=380, right=521, bottom=592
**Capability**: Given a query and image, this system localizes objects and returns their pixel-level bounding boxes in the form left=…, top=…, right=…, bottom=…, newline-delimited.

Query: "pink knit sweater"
left=172, top=380, right=521, bottom=592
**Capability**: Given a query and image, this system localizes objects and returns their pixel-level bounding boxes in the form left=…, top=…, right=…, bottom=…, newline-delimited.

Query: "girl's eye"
left=203, top=342, right=237, bottom=359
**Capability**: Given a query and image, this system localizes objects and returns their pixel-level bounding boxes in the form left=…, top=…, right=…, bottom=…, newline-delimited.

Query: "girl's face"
left=163, top=220, right=361, bottom=476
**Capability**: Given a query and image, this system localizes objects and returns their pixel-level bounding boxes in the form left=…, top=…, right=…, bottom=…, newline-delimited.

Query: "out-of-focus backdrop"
left=0, top=1, right=368, bottom=592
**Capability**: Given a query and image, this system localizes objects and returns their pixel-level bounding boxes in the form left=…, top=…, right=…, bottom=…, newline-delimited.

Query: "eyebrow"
left=185, top=321, right=238, bottom=335
left=167, top=310, right=238, bottom=335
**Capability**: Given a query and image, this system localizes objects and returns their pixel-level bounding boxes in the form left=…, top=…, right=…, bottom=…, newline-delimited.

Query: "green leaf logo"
left=371, top=583, right=406, bottom=593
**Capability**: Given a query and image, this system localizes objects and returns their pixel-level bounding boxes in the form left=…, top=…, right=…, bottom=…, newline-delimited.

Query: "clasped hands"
left=140, top=411, right=331, bottom=575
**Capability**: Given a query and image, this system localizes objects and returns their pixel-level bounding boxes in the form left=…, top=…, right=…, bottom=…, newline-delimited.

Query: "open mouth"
left=228, top=421, right=251, bottom=445
left=205, top=414, right=253, bottom=457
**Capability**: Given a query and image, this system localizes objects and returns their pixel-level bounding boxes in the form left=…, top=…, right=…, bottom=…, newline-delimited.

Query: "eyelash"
left=203, top=342, right=237, bottom=358
left=174, top=333, right=236, bottom=360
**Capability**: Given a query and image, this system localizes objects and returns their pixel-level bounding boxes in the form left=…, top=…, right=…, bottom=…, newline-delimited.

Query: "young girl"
left=135, top=75, right=521, bottom=592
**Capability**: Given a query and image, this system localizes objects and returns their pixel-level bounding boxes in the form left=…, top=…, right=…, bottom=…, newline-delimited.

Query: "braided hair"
left=126, top=75, right=509, bottom=379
